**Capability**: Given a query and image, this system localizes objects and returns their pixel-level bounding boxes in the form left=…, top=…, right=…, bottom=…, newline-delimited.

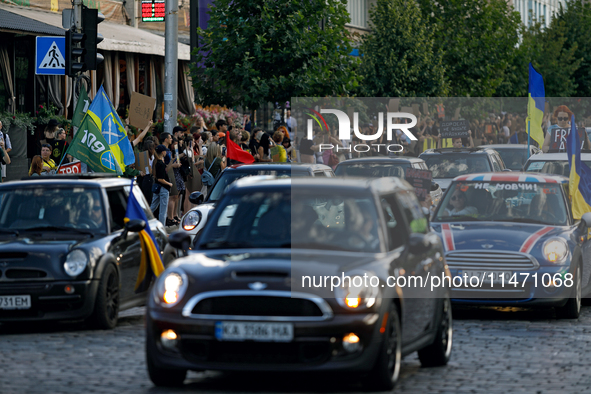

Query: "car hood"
left=431, top=222, right=562, bottom=253
left=0, top=236, right=97, bottom=280
left=171, top=249, right=381, bottom=297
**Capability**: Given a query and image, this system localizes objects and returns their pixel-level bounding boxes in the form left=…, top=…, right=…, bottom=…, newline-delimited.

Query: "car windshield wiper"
left=200, top=241, right=252, bottom=249
left=436, top=215, right=481, bottom=222
left=20, top=225, right=95, bottom=237
left=0, top=229, right=19, bottom=236
left=495, top=218, right=550, bottom=225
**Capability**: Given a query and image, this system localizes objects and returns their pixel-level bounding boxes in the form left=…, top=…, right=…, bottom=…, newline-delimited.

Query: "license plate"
left=215, top=321, right=294, bottom=342
left=459, top=271, right=512, bottom=283
left=0, top=295, right=31, bottom=310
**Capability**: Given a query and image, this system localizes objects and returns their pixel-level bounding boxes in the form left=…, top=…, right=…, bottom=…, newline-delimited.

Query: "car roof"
left=453, top=172, right=568, bottom=184
left=526, top=152, right=591, bottom=160
left=0, top=174, right=132, bottom=189
left=335, top=156, right=424, bottom=164
left=228, top=163, right=332, bottom=172
left=227, top=176, right=412, bottom=195
left=421, top=147, right=491, bottom=155
left=478, top=144, right=535, bottom=150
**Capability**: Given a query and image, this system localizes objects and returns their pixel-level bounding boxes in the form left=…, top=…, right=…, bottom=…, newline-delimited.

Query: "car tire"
left=146, top=343, right=187, bottom=387
left=88, top=264, right=119, bottom=329
left=556, top=265, right=581, bottom=319
left=418, top=295, right=453, bottom=367
left=363, top=303, right=402, bottom=392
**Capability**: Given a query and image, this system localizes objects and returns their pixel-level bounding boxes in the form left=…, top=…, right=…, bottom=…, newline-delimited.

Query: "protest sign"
left=412, top=104, right=420, bottom=117
left=401, top=106, right=413, bottom=114
left=405, top=168, right=432, bottom=202
left=440, top=120, right=470, bottom=138
left=423, top=102, right=429, bottom=115
left=57, top=161, right=81, bottom=174
left=388, top=98, right=399, bottom=112
left=549, top=127, right=587, bottom=152
left=129, top=92, right=156, bottom=129
left=135, top=150, right=151, bottom=175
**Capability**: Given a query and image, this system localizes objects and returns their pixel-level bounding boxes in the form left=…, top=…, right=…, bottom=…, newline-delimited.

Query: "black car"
left=0, top=175, right=168, bottom=329
left=147, top=177, right=452, bottom=390
left=334, top=156, right=428, bottom=178
left=478, top=144, right=541, bottom=171
left=419, top=147, right=507, bottom=191
left=163, top=162, right=335, bottom=263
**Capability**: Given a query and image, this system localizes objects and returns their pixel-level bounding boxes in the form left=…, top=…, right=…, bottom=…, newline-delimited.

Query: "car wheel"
left=146, top=341, right=187, bottom=387
left=556, top=265, right=581, bottom=319
left=363, top=303, right=402, bottom=391
left=418, top=295, right=453, bottom=367
left=88, top=264, right=119, bottom=329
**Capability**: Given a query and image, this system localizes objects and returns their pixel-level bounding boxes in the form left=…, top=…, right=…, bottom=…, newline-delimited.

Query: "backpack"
left=201, top=158, right=218, bottom=187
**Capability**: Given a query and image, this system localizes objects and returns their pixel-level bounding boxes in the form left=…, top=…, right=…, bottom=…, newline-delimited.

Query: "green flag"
left=68, top=115, right=122, bottom=174
left=72, top=85, right=91, bottom=131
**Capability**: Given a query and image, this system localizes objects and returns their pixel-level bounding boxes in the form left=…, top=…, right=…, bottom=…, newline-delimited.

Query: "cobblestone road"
left=2, top=306, right=591, bottom=394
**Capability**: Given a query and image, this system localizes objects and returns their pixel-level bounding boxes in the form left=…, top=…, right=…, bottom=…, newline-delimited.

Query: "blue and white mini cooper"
left=431, top=173, right=591, bottom=318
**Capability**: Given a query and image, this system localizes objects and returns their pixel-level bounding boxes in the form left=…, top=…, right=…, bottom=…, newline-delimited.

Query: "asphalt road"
left=2, top=305, right=591, bottom=394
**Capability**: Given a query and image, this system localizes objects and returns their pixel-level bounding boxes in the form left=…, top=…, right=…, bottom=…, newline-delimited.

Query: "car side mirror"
left=116, top=219, right=146, bottom=242
left=189, top=191, right=205, bottom=205
left=169, top=231, right=192, bottom=256
left=408, top=233, right=428, bottom=255
left=582, top=212, right=591, bottom=228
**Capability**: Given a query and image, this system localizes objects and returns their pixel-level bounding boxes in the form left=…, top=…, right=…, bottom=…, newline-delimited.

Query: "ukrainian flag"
left=87, top=86, right=136, bottom=169
left=527, top=63, right=545, bottom=148
left=567, top=114, right=591, bottom=219
left=124, top=179, right=165, bottom=293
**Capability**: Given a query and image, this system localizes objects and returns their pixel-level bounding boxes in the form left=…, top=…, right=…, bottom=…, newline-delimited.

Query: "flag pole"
left=527, top=119, right=531, bottom=159
left=55, top=138, right=73, bottom=174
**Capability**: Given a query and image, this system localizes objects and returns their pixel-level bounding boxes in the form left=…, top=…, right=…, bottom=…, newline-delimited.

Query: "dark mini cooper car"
left=432, top=173, right=591, bottom=318
left=0, top=175, right=168, bottom=328
left=420, top=147, right=507, bottom=191
left=147, top=177, right=452, bottom=390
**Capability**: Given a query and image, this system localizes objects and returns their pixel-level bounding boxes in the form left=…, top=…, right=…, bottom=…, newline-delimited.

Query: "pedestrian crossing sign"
left=35, top=36, right=66, bottom=75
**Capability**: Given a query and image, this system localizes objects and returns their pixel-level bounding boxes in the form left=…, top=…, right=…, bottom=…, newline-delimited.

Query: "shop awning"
left=0, top=5, right=191, bottom=60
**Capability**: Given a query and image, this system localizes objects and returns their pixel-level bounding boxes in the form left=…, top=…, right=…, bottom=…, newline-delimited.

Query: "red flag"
left=226, top=136, right=255, bottom=164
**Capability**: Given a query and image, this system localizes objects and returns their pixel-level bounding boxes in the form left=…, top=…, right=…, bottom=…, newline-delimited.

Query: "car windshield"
left=433, top=181, right=568, bottom=226
left=0, top=187, right=107, bottom=233
left=525, top=160, right=591, bottom=176
left=424, top=155, right=491, bottom=178
left=198, top=190, right=381, bottom=252
left=335, top=163, right=410, bottom=178
left=495, top=149, right=528, bottom=171
left=208, top=169, right=294, bottom=202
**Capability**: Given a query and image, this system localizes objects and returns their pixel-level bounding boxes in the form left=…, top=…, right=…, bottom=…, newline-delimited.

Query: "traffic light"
left=65, top=28, right=86, bottom=76
left=82, top=8, right=104, bottom=70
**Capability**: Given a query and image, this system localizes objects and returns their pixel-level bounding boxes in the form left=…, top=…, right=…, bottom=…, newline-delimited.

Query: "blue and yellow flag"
left=527, top=63, right=545, bottom=148
left=567, top=114, right=591, bottom=219
left=124, top=179, right=165, bottom=293
left=87, top=86, right=135, bottom=169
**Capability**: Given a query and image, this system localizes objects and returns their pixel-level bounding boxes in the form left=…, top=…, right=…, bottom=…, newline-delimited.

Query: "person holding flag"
left=567, top=114, right=591, bottom=220
left=526, top=63, right=545, bottom=153
left=123, top=179, right=165, bottom=293
left=226, top=130, right=255, bottom=164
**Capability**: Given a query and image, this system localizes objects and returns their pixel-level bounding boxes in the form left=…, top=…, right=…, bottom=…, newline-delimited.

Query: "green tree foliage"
left=189, top=0, right=358, bottom=110
left=417, top=0, right=521, bottom=97
left=358, top=0, right=447, bottom=97
left=496, top=17, right=580, bottom=97
left=553, top=0, right=591, bottom=97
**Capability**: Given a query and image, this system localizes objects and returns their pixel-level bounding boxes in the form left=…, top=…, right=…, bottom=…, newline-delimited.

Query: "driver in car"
left=90, top=198, right=104, bottom=228
left=443, top=190, right=478, bottom=217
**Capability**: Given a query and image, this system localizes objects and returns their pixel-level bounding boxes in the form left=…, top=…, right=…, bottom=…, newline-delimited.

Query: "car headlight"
left=334, top=272, right=381, bottom=310
left=543, top=238, right=569, bottom=263
left=182, top=211, right=202, bottom=231
left=156, top=269, right=189, bottom=307
left=64, top=249, right=88, bottom=277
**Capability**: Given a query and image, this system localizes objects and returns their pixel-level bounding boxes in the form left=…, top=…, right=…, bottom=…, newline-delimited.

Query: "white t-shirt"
left=502, top=126, right=510, bottom=138
left=445, top=206, right=478, bottom=216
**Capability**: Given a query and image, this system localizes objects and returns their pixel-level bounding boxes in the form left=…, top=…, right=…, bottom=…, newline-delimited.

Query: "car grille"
left=180, top=339, right=331, bottom=365
left=4, top=269, right=48, bottom=279
left=451, top=283, right=532, bottom=300
left=191, top=296, right=324, bottom=317
left=446, top=250, right=537, bottom=270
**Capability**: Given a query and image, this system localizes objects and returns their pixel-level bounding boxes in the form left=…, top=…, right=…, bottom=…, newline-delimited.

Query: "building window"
left=346, top=0, right=367, bottom=28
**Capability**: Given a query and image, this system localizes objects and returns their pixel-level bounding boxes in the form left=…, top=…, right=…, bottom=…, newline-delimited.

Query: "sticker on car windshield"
left=473, top=182, right=538, bottom=191
left=527, top=161, right=545, bottom=170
